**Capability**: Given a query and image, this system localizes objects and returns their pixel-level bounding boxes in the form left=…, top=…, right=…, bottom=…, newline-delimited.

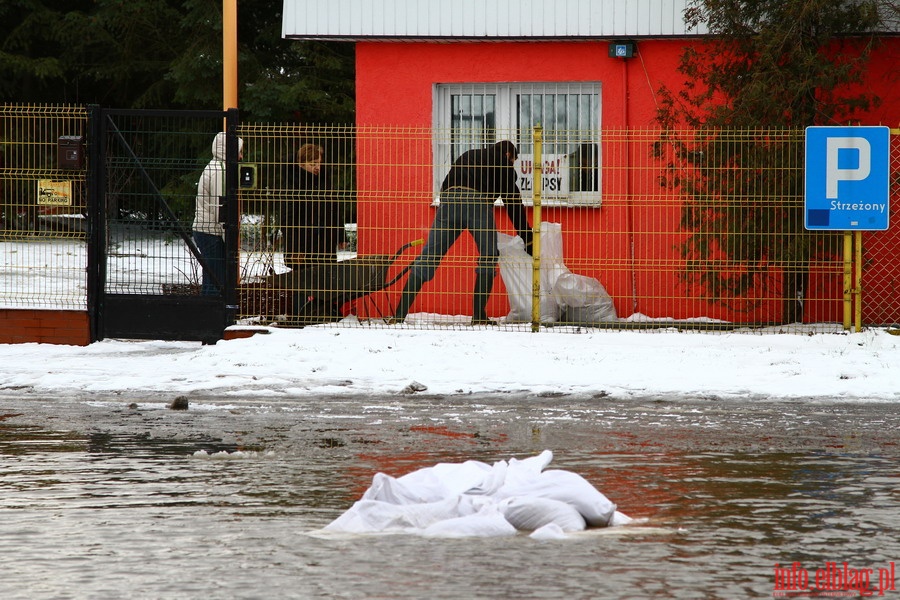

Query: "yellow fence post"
left=223, top=0, right=238, bottom=112
left=531, top=125, right=543, bottom=333
left=854, top=230, right=862, bottom=332
left=843, top=232, right=852, bottom=331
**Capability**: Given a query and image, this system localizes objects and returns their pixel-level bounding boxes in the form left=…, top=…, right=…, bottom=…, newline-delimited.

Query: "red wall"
left=356, top=40, right=688, bottom=127
left=354, top=39, right=900, bottom=323
left=0, top=309, right=91, bottom=345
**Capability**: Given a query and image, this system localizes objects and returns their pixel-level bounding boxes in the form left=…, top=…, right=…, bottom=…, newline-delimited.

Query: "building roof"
left=282, top=0, right=708, bottom=41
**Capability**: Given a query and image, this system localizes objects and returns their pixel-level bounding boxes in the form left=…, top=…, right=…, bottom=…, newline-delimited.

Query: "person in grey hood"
left=192, top=132, right=243, bottom=295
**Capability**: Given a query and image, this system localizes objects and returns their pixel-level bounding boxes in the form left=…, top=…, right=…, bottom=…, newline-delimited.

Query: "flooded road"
left=1, top=395, right=898, bottom=599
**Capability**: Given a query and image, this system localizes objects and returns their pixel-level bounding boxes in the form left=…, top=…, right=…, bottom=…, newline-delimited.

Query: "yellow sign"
left=37, top=180, right=72, bottom=206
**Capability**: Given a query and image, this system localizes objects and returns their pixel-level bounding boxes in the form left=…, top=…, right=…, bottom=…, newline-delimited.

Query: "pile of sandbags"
left=498, top=224, right=617, bottom=326
left=323, top=450, right=631, bottom=539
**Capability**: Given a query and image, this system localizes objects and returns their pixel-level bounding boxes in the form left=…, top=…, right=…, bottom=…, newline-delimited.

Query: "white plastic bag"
left=552, top=272, right=618, bottom=325
left=498, top=222, right=568, bottom=323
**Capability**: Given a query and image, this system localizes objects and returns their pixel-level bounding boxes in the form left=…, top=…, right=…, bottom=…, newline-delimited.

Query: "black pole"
left=223, top=108, right=241, bottom=329
left=86, top=105, right=105, bottom=342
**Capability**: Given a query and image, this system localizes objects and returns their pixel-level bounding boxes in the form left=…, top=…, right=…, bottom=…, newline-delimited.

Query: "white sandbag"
left=324, top=497, right=465, bottom=533
left=422, top=507, right=518, bottom=538
left=552, top=272, right=608, bottom=308
left=498, top=223, right=568, bottom=323
left=529, top=523, right=568, bottom=540
left=495, top=469, right=617, bottom=527
left=503, top=449, right=554, bottom=488
left=324, top=450, right=623, bottom=538
left=499, top=496, right=587, bottom=532
left=553, top=272, right=618, bottom=325
left=396, top=459, right=495, bottom=501
left=539, top=222, right=568, bottom=286
left=463, top=460, right=508, bottom=496
left=362, top=472, right=434, bottom=505
left=508, top=449, right=554, bottom=472
left=609, top=511, right=633, bottom=527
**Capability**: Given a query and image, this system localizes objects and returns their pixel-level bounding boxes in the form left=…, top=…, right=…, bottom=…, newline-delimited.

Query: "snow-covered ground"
left=3, top=235, right=899, bottom=404
left=1, top=320, right=898, bottom=402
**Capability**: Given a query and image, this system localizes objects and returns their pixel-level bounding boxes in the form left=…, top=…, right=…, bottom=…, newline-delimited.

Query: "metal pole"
left=531, top=126, right=543, bottom=333
left=854, top=230, right=862, bottom=332
left=224, top=108, right=241, bottom=330
left=223, top=0, right=238, bottom=111
left=842, top=231, right=852, bottom=331
left=86, top=105, right=105, bottom=342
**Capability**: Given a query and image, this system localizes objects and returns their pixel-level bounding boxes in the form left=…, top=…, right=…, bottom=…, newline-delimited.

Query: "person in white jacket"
left=192, top=132, right=243, bottom=295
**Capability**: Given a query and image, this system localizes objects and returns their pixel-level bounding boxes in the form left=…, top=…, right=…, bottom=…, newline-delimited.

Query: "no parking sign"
left=804, top=126, right=890, bottom=231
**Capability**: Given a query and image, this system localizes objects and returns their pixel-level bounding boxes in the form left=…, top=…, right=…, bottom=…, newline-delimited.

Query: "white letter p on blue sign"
left=805, top=126, right=890, bottom=231
left=825, top=137, right=870, bottom=199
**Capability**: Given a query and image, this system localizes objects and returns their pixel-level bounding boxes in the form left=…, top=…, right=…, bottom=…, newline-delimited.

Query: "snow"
left=0, top=319, right=898, bottom=402
left=2, top=235, right=900, bottom=403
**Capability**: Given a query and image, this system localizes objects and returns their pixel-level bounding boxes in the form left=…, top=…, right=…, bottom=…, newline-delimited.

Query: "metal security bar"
left=0, top=104, right=88, bottom=310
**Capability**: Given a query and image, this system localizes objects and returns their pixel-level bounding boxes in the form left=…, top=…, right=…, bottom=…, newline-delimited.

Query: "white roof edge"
left=282, top=0, right=709, bottom=39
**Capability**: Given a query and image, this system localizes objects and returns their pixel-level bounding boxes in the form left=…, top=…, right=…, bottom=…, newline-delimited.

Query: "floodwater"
left=1, top=396, right=898, bottom=600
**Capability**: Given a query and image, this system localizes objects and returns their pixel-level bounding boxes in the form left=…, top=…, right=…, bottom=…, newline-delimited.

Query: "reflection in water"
left=0, top=399, right=897, bottom=599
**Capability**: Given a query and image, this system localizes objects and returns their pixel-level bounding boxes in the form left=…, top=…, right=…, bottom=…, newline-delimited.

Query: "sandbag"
left=422, top=507, right=518, bottom=538
left=553, top=272, right=618, bottom=325
left=495, top=469, right=617, bottom=527
left=499, top=496, right=587, bottom=532
left=324, top=497, right=463, bottom=533
left=323, top=450, right=627, bottom=538
left=498, top=223, right=568, bottom=323
left=362, top=472, right=433, bottom=505
left=396, top=459, right=496, bottom=501
left=529, top=523, right=568, bottom=540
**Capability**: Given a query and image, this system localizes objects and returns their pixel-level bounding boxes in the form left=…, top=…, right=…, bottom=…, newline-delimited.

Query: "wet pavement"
left=1, top=394, right=898, bottom=599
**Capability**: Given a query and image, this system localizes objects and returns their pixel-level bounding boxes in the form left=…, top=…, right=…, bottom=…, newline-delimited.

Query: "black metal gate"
left=87, top=107, right=241, bottom=343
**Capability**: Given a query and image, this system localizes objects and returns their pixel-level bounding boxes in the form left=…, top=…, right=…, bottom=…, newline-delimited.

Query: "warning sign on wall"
left=517, top=154, right=570, bottom=200
left=37, top=180, right=72, bottom=206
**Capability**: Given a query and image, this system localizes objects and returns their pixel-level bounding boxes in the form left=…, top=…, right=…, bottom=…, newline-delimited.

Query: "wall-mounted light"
left=608, top=41, right=636, bottom=59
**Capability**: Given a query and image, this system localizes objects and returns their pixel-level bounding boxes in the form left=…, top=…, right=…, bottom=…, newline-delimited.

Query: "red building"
left=283, top=1, right=900, bottom=324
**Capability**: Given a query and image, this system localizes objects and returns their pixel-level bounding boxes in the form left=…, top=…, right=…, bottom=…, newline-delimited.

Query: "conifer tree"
left=655, top=0, right=891, bottom=323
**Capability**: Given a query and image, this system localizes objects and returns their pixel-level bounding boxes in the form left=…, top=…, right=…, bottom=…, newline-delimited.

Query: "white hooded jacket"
left=192, top=132, right=243, bottom=236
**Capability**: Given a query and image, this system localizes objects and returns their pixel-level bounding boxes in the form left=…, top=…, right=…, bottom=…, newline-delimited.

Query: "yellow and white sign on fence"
left=37, top=180, right=72, bottom=206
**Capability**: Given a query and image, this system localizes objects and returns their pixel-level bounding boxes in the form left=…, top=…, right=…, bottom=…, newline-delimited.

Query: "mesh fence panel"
left=859, top=130, right=900, bottom=326
left=0, top=104, right=88, bottom=309
left=101, top=112, right=221, bottom=296
left=237, top=125, right=889, bottom=333
left=3, top=107, right=898, bottom=334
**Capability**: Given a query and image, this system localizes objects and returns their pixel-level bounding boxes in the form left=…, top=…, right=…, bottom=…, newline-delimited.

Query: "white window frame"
left=433, top=82, right=602, bottom=207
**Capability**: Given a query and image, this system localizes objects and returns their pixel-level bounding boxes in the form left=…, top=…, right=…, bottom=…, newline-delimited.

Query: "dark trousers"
left=397, top=188, right=498, bottom=320
left=192, top=231, right=225, bottom=296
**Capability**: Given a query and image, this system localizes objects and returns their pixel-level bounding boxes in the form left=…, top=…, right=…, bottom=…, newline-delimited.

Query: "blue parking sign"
left=805, top=126, right=890, bottom=231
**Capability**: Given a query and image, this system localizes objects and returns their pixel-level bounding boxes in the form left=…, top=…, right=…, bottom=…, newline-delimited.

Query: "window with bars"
left=434, top=82, right=602, bottom=206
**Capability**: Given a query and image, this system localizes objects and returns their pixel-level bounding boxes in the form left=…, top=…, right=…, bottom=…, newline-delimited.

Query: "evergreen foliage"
left=0, top=0, right=355, bottom=123
left=654, top=0, right=892, bottom=323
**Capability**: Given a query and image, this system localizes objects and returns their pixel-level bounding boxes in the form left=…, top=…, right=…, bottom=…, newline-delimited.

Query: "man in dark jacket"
left=393, top=140, right=533, bottom=325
